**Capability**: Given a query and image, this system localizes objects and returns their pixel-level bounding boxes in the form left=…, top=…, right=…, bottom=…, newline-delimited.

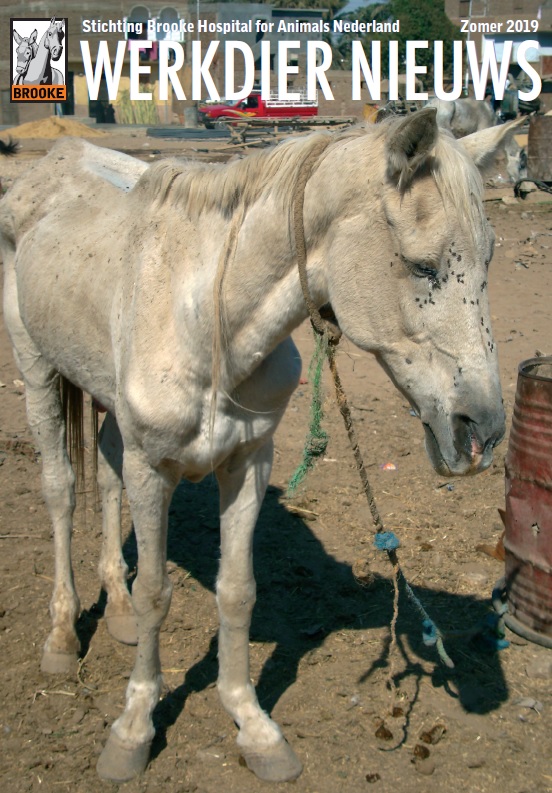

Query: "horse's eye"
left=403, top=258, right=439, bottom=282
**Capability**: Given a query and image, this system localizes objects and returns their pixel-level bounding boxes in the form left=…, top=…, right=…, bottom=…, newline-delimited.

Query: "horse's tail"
left=60, top=376, right=86, bottom=488
left=0, top=137, right=19, bottom=156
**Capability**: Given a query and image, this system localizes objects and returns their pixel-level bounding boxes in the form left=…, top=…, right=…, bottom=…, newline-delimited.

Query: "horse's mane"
left=431, top=130, right=487, bottom=247
left=134, top=126, right=365, bottom=219
left=135, top=118, right=485, bottom=244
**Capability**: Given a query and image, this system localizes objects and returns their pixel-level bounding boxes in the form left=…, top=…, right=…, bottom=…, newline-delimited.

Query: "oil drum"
left=503, top=356, right=552, bottom=647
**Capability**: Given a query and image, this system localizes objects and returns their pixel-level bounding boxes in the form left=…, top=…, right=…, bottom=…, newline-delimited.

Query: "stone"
left=413, top=757, right=436, bottom=775
left=525, top=657, right=552, bottom=680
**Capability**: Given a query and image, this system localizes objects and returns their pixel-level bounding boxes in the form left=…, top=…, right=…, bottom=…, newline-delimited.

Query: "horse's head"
left=313, top=110, right=522, bottom=477
left=13, top=29, right=38, bottom=76
left=44, top=18, right=64, bottom=61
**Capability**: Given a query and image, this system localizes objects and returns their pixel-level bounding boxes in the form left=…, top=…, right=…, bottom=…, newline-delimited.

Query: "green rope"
left=287, top=331, right=330, bottom=497
left=286, top=327, right=455, bottom=670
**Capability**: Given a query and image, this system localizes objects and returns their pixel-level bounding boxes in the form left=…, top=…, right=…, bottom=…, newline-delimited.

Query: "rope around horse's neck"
left=290, top=138, right=454, bottom=674
left=291, top=137, right=341, bottom=342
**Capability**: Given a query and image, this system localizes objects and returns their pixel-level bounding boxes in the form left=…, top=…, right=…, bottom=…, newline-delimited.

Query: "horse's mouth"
left=422, top=421, right=495, bottom=477
left=422, top=423, right=452, bottom=475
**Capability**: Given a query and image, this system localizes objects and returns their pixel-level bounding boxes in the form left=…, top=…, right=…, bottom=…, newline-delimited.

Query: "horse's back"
left=0, top=138, right=147, bottom=244
left=0, top=139, right=147, bottom=401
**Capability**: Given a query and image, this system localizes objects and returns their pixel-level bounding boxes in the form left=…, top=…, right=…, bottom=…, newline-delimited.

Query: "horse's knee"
left=131, top=576, right=172, bottom=625
left=96, top=459, right=121, bottom=493
left=216, top=578, right=256, bottom=627
left=41, top=461, right=76, bottom=516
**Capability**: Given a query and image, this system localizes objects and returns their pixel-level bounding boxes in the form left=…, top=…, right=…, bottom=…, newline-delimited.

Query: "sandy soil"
left=0, top=129, right=551, bottom=793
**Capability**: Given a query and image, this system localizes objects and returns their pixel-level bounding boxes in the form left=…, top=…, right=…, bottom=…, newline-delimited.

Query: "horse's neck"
left=26, top=41, right=50, bottom=83
left=208, top=197, right=324, bottom=390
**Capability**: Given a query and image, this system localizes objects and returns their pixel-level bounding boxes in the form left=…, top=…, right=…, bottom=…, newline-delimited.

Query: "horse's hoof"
left=105, top=613, right=138, bottom=646
left=96, top=731, right=151, bottom=782
left=240, top=739, right=303, bottom=782
left=40, top=650, right=78, bottom=675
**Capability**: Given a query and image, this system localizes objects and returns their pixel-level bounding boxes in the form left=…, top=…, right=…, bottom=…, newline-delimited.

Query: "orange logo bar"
left=11, top=85, right=67, bottom=102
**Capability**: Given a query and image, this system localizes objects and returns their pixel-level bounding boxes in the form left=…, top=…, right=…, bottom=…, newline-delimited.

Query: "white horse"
left=426, top=97, right=523, bottom=182
left=425, top=97, right=496, bottom=137
left=0, top=111, right=517, bottom=783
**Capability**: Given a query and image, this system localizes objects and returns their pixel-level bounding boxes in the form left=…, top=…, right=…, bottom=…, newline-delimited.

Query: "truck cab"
left=198, top=90, right=318, bottom=127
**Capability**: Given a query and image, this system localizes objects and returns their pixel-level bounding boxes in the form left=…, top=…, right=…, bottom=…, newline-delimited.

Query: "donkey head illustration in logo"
left=13, top=18, right=65, bottom=86
left=12, top=28, right=39, bottom=84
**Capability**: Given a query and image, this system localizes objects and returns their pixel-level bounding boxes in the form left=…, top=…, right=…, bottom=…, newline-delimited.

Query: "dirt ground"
left=0, top=128, right=551, bottom=793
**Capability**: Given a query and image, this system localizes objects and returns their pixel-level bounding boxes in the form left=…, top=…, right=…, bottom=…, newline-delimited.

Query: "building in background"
left=445, top=0, right=552, bottom=108
left=0, top=2, right=328, bottom=126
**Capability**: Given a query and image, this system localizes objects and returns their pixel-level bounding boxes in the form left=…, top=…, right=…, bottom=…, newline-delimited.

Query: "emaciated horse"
left=0, top=111, right=517, bottom=783
left=13, top=18, right=64, bottom=86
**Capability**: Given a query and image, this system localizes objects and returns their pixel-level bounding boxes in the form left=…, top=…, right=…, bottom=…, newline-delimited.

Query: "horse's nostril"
left=452, top=411, right=505, bottom=460
left=452, top=413, right=486, bottom=456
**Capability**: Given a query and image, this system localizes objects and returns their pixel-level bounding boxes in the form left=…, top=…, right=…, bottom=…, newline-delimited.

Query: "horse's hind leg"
left=2, top=255, right=80, bottom=674
left=20, top=364, right=80, bottom=674
left=97, top=412, right=137, bottom=645
left=215, top=441, right=303, bottom=782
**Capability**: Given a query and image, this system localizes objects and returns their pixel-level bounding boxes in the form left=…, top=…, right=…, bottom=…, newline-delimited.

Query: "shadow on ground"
left=77, top=475, right=508, bottom=761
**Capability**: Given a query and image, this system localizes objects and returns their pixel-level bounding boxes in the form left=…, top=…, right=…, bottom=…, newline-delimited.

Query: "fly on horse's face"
left=377, top=164, right=502, bottom=476
left=13, top=29, right=37, bottom=75
left=315, top=111, right=515, bottom=478
left=44, top=18, right=64, bottom=61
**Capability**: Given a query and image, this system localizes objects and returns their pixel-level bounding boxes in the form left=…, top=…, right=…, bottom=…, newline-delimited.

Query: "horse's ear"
left=385, top=107, right=438, bottom=188
left=30, top=29, right=37, bottom=44
left=459, top=116, right=526, bottom=173
left=13, top=29, right=22, bottom=44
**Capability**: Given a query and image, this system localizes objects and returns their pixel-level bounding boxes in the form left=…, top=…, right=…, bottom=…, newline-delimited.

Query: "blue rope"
left=422, top=619, right=438, bottom=647
left=374, top=531, right=455, bottom=668
left=479, top=613, right=510, bottom=651
left=374, top=532, right=401, bottom=551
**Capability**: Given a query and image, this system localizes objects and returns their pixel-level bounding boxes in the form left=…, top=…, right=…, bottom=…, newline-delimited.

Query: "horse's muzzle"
left=423, top=409, right=505, bottom=476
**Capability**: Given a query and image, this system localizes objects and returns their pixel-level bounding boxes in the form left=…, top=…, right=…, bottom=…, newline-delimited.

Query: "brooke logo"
left=11, top=17, right=67, bottom=102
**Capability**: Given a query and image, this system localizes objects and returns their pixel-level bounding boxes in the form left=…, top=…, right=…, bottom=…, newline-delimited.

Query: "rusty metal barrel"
left=502, top=357, right=552, bottom=647
left=527, top=115, right=552, bottom=182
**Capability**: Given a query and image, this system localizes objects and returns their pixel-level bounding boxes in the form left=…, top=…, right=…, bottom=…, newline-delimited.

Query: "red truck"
left=198, top=89, right=318, bottom=127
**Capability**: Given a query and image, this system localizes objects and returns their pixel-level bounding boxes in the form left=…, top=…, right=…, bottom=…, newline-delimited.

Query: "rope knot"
left=374, top=532, right=401, bottom=552
left=306, top=435, right=328, bottom=458
left=422, top=619, right=438, bottom=647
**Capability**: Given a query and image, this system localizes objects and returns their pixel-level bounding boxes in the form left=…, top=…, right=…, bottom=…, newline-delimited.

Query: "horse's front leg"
left=216, top=440, right=303, bottom=782
left=96, top=450, right=179, bottom=782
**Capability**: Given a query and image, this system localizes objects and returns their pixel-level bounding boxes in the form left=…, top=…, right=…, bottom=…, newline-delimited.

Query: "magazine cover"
left=1, top=3, right=552, bottom=793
